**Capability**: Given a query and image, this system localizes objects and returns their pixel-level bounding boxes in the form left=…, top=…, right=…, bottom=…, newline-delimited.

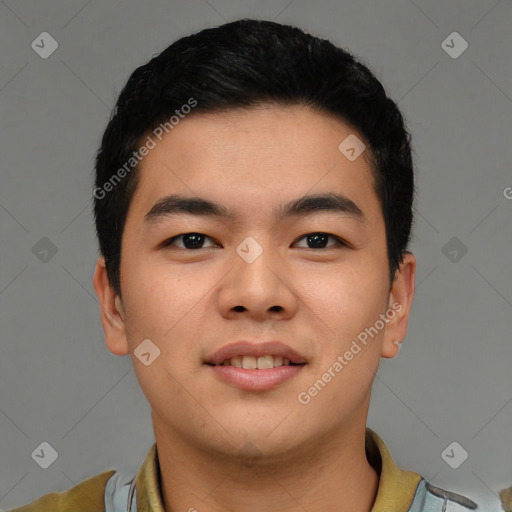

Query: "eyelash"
left=162, top=232, right=349, bottom=250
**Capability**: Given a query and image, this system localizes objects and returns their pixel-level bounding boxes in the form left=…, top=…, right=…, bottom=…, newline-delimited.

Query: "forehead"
left=127, top=104, right=381, bottom=227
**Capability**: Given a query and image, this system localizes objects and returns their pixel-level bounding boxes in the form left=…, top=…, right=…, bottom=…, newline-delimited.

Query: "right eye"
left=162, top=232, right=218, bottom=250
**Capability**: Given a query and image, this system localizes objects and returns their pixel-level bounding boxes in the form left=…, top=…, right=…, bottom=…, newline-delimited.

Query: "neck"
left=152, top=417, right=379, bottom=512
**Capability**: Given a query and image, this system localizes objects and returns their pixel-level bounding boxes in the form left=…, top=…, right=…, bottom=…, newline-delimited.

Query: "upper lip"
left=206, top=341, right=307, bottom=365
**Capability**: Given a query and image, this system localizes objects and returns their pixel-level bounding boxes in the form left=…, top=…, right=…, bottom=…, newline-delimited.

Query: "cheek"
left=121, top=258, right=216, bottom=359
left=119, top=259, right=177, bottom=346
left=310, top=258, right=388, bottom=324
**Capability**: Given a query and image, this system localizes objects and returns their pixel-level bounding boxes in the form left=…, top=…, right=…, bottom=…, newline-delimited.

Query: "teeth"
left=219, top=354, right=296, bottom=368
left=257, top=355, right=273, bottom=369
left=242, top=356, right=257, bottom=369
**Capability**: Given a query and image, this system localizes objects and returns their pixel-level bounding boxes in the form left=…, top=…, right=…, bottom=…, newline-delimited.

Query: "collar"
left=132, top=427, right=422, bottom=511
left=365, top=427, right=422, bottom=511
left=133, top=442, right=164, bottom=512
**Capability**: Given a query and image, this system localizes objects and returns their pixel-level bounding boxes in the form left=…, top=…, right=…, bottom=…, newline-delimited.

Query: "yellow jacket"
left=5, top=428, right=482, bottom=512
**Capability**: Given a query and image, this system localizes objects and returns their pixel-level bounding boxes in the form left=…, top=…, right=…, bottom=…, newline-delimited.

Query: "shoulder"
left=5, top=470, right=116, bottom=512
left=408, top=479, right=480, bottom=512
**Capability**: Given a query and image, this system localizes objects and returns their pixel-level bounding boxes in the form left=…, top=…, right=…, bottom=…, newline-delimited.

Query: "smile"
left=211, top=354, right=304, bottom=369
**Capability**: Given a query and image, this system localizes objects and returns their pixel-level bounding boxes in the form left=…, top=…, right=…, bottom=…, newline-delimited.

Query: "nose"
left=217, top=242, right=299, bottom=322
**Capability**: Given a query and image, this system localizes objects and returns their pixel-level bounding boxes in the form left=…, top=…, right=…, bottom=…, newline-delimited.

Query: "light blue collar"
left=104, top=470, right=138, bottom=512
left=104, top=471, right=483, bottom=512
left=408, top=480, right=479, bottom=511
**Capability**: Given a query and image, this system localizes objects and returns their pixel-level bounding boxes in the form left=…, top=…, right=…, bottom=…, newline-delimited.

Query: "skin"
left=93, top=104, right=416, bottom=512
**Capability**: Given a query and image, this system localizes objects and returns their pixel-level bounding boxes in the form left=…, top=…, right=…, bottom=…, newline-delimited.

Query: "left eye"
left=293, top=233, right=347, bottom=249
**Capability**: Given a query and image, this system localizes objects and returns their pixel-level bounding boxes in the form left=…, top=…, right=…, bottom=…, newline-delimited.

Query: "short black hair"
left=93, top=18, right=415, bottom=298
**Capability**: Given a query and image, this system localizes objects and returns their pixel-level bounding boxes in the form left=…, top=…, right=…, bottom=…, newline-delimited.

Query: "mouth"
left=204, top=341, right=308, bottom=391
left=205, top=340, right=308, bottom=367
left=206, top=354, right=306, bottom=369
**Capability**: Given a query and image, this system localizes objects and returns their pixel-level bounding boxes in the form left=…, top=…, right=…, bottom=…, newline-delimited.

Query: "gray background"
left=1, top=0, right=511, bottom=509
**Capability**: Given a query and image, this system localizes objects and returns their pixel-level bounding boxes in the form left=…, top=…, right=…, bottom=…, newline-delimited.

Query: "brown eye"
left=294, top=233, right=347, bottom=249
left=163, top=233, right=217, bottom=249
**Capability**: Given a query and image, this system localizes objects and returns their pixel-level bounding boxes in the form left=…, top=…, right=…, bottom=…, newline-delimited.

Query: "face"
left=94, top=104, right=415, bottom=461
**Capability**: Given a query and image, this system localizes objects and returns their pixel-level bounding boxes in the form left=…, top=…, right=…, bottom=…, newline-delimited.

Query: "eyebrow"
left=144, top=192, right=366, bottom=225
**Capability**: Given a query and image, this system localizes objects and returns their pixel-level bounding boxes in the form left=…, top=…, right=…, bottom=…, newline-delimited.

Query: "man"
left=8, top=18, right=485, bottom=512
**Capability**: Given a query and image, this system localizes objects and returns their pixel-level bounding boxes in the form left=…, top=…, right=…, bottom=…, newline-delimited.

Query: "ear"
left=381, top=252, right=416, bottom=358
left=92, top=257, right=130, bottom=356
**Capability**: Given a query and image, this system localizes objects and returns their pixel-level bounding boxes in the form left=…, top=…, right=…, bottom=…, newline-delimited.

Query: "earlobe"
left=92, top=257, right=130, bottom=356
left=381, top=252, right=416, bottom=359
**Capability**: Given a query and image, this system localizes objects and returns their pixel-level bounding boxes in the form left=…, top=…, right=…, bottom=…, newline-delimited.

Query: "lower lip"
left=207, top=364, right=306, bottom=391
